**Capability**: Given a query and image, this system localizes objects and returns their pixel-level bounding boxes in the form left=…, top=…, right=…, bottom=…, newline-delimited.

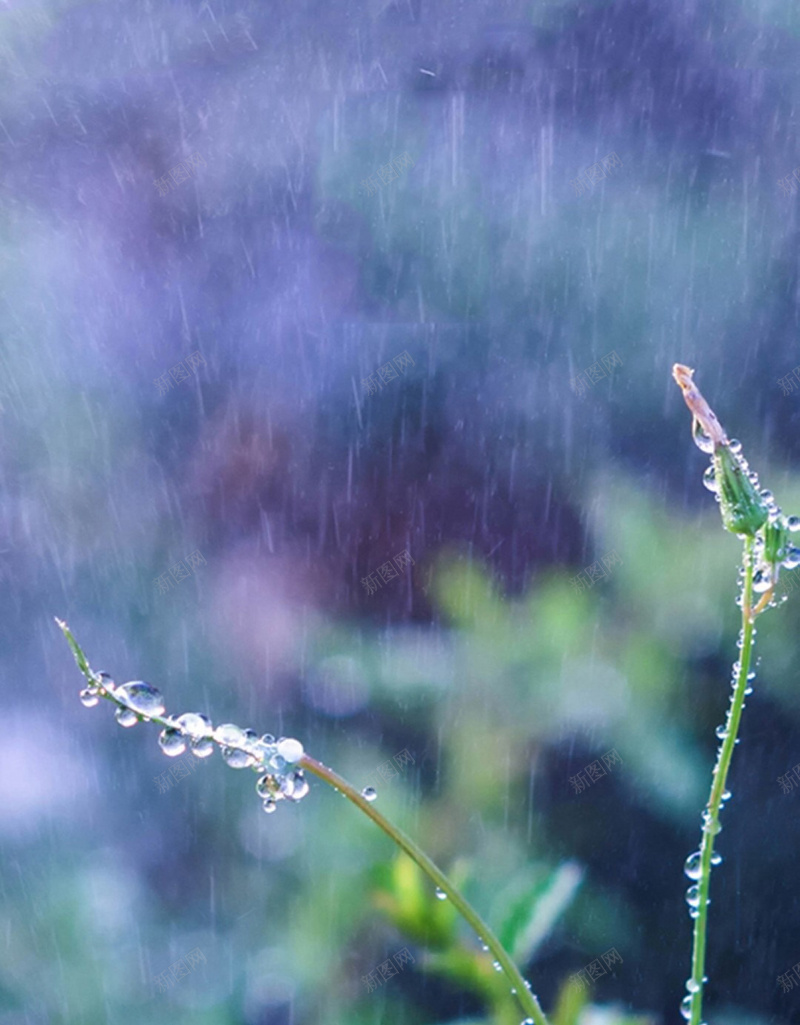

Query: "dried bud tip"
left=672, top=363, right=729, bottom=450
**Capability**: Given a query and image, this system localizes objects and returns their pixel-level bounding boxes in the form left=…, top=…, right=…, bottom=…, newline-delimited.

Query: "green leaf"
left=551, top=974, right=589, bottom=1025
left=370, top=854, right=460, bottom=950
left=55, top=618, right=96, bottom=683
left=497, top=862, right=584, bottom=966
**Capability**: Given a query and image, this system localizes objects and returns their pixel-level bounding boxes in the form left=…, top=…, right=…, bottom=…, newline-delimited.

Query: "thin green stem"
left=299, top=753, right=549, bottom=1025
left=687, top=535, right=756, bottom=1025
left=57, top=619, right=550, bottom=1025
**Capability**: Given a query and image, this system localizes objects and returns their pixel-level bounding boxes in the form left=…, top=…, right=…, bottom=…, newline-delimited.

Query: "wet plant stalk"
left=688, top=534, right=755, bottom=1025
left=300, top=754, right=550, bottom=1025
left=57, top=620, right=550, bottom=1025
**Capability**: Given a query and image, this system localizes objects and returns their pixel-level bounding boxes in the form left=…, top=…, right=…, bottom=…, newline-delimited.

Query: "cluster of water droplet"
left=699, top=435, right=800, bottom=602
left=78, top=672, right=308, bottom=814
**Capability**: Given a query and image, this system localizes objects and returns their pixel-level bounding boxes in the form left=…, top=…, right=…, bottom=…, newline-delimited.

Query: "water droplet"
left=702, top=466, right=718, bottom=492
left=680, top=996, right=692, bottom=1020
left=286, top=772, right=309, bottom=801
left=95, top=671, right=115, bottom=692
left=115, top=681, right=165, bottom=718
left=728, top=439, right=742, bottom=453
left=79, top=689, right=99, bottom=708
left=276, top=737, right=304, bottom=763
left=720, top=789, right=731, bottom=802
left=715, top=724, right=728, bottom=739
left=710, top=853, right=722, bottom=866
left=760, top=489, right=774, bottom=502
left=256, top=775, right=277, bottom=799
left=435, top=887, right=447, bottom=900
left=782, top=547, right=800, bottom=570
left=215, top=723, right=255, bottom=768
left=215, top=723, right=245, bottom=746
left=521, top=1019, right=534, bottom=1024
left=158, top=727, right=187, bottom=757
left=752, top=569, right=773, bottom=593
left=702, top=812, right=721, bottom=836
left=176, top=712, right=213, bottom=739
left=250, top=738, right=276, bottom=765
left=114, top=707, right=139, bottom=728
left=492, top=960, right=502, bottom=972
left=223, top=747, right=255, bottom=769
left=262, top=798, right=278, bottom=814
left=190, top=737, right=214, bottom=758
left=788, top=515, right=800, bottom=533
left=362, top=786, right=377, bottom=802
left=685, top=978, right=701, bottom=993
left=279, top=775, right=296, bottom=799
left=692, top=419, right=715, bottom=453
left=684, top=851, right=702, bottom=880
left=685, top=884, right=700, bottom=908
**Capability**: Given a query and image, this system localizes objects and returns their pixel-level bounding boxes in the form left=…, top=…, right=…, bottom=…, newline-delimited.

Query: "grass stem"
left=688, top=534, right=756, bottom=1024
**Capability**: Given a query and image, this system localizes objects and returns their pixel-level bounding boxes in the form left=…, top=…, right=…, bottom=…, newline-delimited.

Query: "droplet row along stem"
left=59, top=620, right=309, bottom=813
left=59, top=620, right=551, bottom=1025
left=685, top=535, right=757, bottom=1025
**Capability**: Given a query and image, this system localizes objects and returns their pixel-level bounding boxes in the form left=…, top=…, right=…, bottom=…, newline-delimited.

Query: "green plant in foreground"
left=673, top=363, right=800, bottom=1024
left=56, top=618, right=551, bottom=1025
left=58, top=364, right=800, bottom=1025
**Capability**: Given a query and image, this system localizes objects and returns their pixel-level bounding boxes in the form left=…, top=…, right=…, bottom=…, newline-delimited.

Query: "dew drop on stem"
left=684, top=851, right=702, bottom=880
left=115, top=681, right=165, bottom=717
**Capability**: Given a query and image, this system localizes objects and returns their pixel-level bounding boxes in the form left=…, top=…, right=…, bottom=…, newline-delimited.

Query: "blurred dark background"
left=2, top=1, right=800, bottom=1023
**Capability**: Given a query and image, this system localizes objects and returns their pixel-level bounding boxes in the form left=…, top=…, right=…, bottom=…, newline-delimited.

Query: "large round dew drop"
left=276, top=737, right=304, bottom=763
left=115, top=681, right=165, bottom=718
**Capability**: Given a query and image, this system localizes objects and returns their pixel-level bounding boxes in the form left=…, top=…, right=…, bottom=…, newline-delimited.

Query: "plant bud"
left=712, top=444, right=768, bottom=537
